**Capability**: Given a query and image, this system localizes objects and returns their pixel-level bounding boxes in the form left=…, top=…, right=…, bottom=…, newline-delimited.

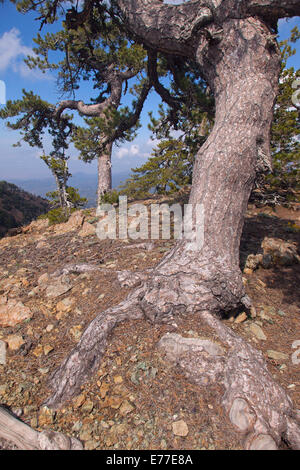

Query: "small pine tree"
left=266, top=27, right=300, bottom=202
left=120, top=139, right=195, bottom=199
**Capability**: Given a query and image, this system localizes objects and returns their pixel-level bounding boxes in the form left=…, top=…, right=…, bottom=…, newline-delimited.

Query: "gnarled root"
left=44, top=253, right=299, bottom=449
left=0, top=406, right=82, bottom=450
left=158, top=311, right=300, bottom=450
left=45, top=254, right=248, bottom=408
left=44, top=288, right=144, bottom=409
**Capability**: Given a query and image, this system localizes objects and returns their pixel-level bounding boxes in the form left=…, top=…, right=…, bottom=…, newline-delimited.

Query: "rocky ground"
left=0, top=201, right=299, bottom=450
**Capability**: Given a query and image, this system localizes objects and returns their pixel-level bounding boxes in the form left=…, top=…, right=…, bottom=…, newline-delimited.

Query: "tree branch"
left=116, top=0, right=299, bottom=59
left=116, top=0, right=213, bottom=57
left=147, top=50, right=181, bottom=111
left=55, top=99, right=108, bottom=118
left=247, top=0, right=300, bottom=19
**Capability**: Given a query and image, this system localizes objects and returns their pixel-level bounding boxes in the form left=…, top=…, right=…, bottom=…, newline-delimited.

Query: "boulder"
left=78, top=222, right=96, bottom=237
left=261, top=237, right=300, bottom=267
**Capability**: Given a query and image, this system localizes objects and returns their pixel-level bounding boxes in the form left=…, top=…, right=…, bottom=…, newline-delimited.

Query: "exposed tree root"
left=158, top=312, right=300, bottom=450
left=44, top=287, right=144, bottom=408
left=52, top=263, right=149, bottom=287
left=45, top=250, right=250, bottom=407
left=44, top=266, right=300, bottom=449
left=0, top=406, right=82, bottom=450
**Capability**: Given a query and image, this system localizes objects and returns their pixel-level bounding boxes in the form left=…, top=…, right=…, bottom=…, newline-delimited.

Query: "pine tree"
left=0, top=91, right=86, bottom=217
left=122, top=27, right=299, bottom=205
left=25, top=11, right=150, bottom=206
left=262, top=26, right=300, bottom=203
left=119, top=139, right=195, bottom=199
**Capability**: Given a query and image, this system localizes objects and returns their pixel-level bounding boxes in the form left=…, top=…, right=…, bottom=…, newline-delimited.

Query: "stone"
left=158, top=333, right=225, bottom=362
left=0, top=298, right=33, bottom=327
left=113, top=375, right=123, bottom=384
left=43, top=345, right=54, bottom=355
left=72, top=421, right=82, bottom=432
left=245, top=254, right=262, bottom=271
left=172, top=420, right=189, bottom=437
left=107, top=396, right=123, bottom=409
left=0, top=340, right=6, bottom=365
left=243, top=268, right=253, bottom=275
left=66, top=211, right=85, bottom=229
left=250, top=306, right=257, bottom=318
left=267, top=350, right=289, bottom=362
left=261, top=237, right=300, bottom=267
left=235, top=312, right=247, bottom=324
left=36, top=241, right=49, bottom=249
left=56, top=297, right=74, bottom=312
left=37, top=273, right=50, bottom=285
left=119, top=400, right=134, bottom=416
left=38, top=406, right=56, bottom=426
left=32, top=345, right=44, bottom=357
left=99, top=382, right=110, bottom=399
left=249, top=323, right=267, bottom=341
left=69, top=325, right=82, bottom=342
left=5, top=334, right=25, bottom=351
left=53, top=211, right=85, bottom=235
left=23, top=219, right=49, bottom=234
left=78, top=222, right=96, bottom=237
left=81, top=400, right=94, bottom=413
left=79, top=425, right=93, bottom=442
left=259, top=312, right=273, bottom=323
left=84, top=440, right=99, bottom=450
left=277, top=310, right=286, bottom=317
left=46, top=278, right=72, bottom=298
left=261, top=254, right=272, bottom=269
left=73, top=394, right=86, bottom=408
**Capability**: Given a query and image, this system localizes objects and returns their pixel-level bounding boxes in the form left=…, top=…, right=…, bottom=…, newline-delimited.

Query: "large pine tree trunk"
left=97, top=142, right=113, bottom=208
left=44, top=16, right=300, bottom=450
left=141, top=17, right=280, bottom=320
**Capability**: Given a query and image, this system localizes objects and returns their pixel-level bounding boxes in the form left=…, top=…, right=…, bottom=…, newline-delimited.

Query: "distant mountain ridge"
left=11, top=172, right=130, bottom=208
left=0, top=181, right=49, bottom=237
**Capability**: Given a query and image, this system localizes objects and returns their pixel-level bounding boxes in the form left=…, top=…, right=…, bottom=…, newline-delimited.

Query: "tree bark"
left=0, top=406, right=82, bottom=450
left=43, top=3, right=300, bottom=449
left=97, top=142, right=113, bottom=207
left=139, top=17, right=280, bottom=320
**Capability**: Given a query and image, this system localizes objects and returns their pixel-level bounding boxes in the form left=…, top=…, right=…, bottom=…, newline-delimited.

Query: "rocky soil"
left=0, top=201, right=299, bottom=450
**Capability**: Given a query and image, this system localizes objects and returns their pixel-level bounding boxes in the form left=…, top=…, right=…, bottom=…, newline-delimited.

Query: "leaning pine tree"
left=19, top=13, right=151, bottom=207
left=11, top=0, right=300, bottom=450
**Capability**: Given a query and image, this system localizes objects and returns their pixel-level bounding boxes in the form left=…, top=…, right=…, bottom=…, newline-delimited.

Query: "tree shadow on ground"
left=240, top=212, right=300, bottom=308
left=240, top=212, right=300, bottom=268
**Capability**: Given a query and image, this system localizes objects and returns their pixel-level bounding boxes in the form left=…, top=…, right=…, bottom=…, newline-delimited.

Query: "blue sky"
left=0, top=2, right=299, bottom=181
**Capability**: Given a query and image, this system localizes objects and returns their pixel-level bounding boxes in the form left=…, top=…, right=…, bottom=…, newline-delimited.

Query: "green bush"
left=100, top=190, right=120, bottom=205
left=41, top=208, right=69, bottom=225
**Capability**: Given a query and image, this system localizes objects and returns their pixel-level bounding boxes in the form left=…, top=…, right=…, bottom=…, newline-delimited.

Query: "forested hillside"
left=0, top=181, right=49, bottom=237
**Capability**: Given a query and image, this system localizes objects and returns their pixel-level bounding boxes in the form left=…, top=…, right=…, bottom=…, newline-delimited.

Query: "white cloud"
left=116, top=147, right=129, bottom=159
left=0, top=28, right=49, bottom=80
left=147, top=137, right=160, bottom=147
left=130, top=144, right=139, bottom=155
left=116, top=144, right=141, bottom=159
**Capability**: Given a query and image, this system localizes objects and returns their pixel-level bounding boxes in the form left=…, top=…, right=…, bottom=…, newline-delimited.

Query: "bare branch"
left=55, top=99, right=109, bottom=118
left=247, top=0, right=300, bottom=19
